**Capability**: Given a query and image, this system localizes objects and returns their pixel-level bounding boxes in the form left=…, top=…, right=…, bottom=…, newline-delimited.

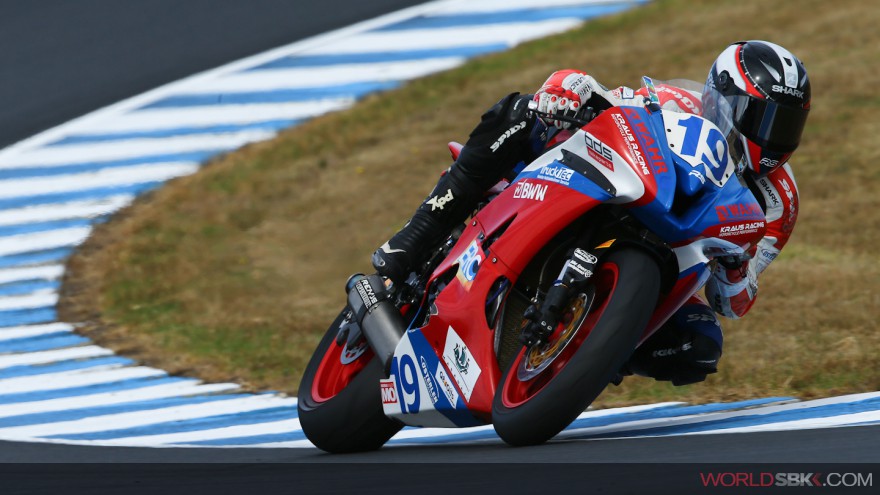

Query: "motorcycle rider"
left=372, top=40, right=811, bottom=386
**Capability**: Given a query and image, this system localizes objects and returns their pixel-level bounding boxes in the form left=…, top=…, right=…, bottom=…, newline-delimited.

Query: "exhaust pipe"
left=345, top=274, right=406, bottom=372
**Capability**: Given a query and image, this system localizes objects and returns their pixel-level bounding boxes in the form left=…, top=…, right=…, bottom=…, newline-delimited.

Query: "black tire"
left=492, top=248, right=661, bottom=446
left=297, top=308, right=402, bottom=453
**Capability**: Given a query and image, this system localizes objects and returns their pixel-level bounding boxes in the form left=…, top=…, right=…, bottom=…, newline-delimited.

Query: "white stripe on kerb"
left=0, top=322, right=73, bottom=341
left=0, top=133, right=272, bottom=169
left=689, top=410, right=880, bottom=435
left=0, top=366, right=166, bottom=395
left=557, top=393, right=880, bottom=438
left=0, top=291, right=58, bottom=312
left=0, top=266, right=65, bottom=285
left=0, top=346, right=114, bottom=369
left=0, top=163, right=199, bottom=201
left=304, top=20, right=583, bottom=54
left=0, top=228, right=92, bottom=258
left=74, top=99, right=355, bottom=134
left=192, top=58, right=464, bottom=94
left=0, top=396, right=297, bottom=439
left=0, top=196, right=132, bottom=227
left=102, top=417, right=303, bottom=446
left=0, top=382, right=238, bottom=419
left=450, top=0, right=637, bottom=13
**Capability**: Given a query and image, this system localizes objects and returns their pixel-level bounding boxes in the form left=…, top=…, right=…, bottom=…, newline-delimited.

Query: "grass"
left=60, top=0, right=880, bottom=406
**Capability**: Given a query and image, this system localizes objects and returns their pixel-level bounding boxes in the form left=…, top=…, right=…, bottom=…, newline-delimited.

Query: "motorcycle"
left=297, top=77, right=766, bottom=452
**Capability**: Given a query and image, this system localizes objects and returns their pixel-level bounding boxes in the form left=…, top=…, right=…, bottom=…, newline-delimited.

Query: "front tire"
left=298, top=309, right=402, bottom=453
left=492, top=248, right=661, bottom=446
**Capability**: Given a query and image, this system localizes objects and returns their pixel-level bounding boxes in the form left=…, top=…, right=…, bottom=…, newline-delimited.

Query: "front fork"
left=520, top=241, right=613, bottom=347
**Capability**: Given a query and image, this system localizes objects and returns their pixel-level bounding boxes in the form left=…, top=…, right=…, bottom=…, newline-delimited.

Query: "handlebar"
left=527, top=100, right=596, bottom=129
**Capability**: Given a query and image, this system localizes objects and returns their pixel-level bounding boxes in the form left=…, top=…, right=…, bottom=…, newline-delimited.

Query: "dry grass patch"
left=60, top=0, right=879, bottom=405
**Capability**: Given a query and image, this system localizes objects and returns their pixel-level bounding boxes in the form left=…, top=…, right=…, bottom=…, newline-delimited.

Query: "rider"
left=371, top=40, right=811, bottom=386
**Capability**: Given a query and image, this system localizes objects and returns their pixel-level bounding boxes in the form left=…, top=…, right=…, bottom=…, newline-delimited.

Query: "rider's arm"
left=705, top=164, right=800, bottom=318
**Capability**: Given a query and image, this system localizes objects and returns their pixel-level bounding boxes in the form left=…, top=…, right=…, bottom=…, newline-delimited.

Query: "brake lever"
left=527, top=100, right=594, bottom=128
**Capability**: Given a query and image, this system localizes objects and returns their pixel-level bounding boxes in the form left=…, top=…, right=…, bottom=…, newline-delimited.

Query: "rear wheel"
left=297, top=308, right=402, bottom=453
left=492, top=248, right=661, bottom=446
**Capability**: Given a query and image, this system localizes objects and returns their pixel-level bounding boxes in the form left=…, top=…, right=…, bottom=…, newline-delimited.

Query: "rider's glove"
left=533, top=70, right=594, bottom=129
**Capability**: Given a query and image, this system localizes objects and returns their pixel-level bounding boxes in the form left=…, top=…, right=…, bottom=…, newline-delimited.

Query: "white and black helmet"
left=703, top=40, right=811, bottom=176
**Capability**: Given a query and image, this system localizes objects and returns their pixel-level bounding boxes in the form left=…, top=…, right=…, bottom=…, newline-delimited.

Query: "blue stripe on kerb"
left=0, top=393, right=252, bottom=428
left=0, top=356, right=133, bottom=380
left=0, top=217, right=101, bottom=238
left=387, top=399, right=793, bottom=445
left=0, top=151, right=216, bottom=181
left=0, top=333, right=87, bottom=352
left=248, top=44, right=507, bottom=70
left=141, top=81, right=399, bottom=109
left=0, top=307, right=59, bottom=329
left=0, top=182, right=164, bottom=211
left=375, top=4, right=638, bottom=31
left=0, top=249, right=73, bottom=270
left=577, top=397, right=880, bottom=439
left=0, top=280, right=60, bottom=297
left=49, top=406, right=298, bottom=440
left=46, top=119, right=301, bottom=147
left=0, top=377, right=188, bottom=404
left=181, top=430, right=306, bottom=446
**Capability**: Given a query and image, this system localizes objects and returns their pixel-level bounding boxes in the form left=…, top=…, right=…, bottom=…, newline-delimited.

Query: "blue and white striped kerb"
left=0, top=0, right=877, bottom=448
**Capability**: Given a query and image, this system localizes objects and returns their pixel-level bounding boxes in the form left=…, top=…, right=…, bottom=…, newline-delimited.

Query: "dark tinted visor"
left=728, top=95, right=808, bottom=153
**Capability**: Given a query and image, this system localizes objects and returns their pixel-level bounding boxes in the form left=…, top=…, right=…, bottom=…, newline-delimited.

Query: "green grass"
left=59, top=0, right=880, bottom=407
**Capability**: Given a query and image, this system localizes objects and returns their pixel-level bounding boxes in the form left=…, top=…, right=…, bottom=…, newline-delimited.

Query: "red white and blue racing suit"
left=531, top=71, right=801, bottom=384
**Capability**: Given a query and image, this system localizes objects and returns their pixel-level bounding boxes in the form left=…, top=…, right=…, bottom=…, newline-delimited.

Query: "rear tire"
left=298, top=309, right=402, bottom=453
left=492, top=248, right=661, bottom=446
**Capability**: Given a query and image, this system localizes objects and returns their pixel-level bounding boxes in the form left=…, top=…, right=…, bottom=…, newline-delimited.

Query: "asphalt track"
left=2, top=425, right=879, bottom=463
left=0, top=0, right=425, bottom=149
left=2, top=0, right=878, bottom=486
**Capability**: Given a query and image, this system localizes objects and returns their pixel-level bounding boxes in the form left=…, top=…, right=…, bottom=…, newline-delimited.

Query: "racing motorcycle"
left=297, top=77, right=767, bottom=452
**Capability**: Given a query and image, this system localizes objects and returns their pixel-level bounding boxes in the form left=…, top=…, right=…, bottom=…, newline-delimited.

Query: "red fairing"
left=422, top=179, right=604, bottom=417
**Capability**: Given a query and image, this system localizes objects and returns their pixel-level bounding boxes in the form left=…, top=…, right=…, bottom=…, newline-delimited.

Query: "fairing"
left=381, top=77, right=766, bottom=427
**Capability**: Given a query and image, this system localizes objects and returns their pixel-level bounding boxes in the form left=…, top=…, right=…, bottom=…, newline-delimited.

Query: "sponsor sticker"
left=538, top=165, right=574, bottom=185
left=442, top=326, right=482, bottom=401
left=426, top=188, right=454, bottom=211
left=380, top=379, right=398, bottom=405
left=584, top=133, right=614, bottom=171
left=513, top=180, right=548, bottom=201
left=719, top=221, right=765, bottom=237
left=455, top=240, right=482, bottom=288
left=419, top=356, right=439, bottom=405
left=435, top=365, right=460, bottom=406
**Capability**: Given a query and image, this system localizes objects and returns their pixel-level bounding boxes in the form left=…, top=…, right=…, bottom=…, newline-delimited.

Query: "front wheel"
left=297, top=308, right=402, bottom=453
left=492, top=248, right=661, bottom=446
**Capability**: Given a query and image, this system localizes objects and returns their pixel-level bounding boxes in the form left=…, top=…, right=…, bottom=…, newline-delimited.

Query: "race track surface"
left=0, top=0, right=424, bottom=149
left=3, top=424, right=879, bottom=463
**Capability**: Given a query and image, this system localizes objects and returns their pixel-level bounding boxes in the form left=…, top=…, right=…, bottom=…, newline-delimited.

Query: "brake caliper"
left=521, top=248, right=598, bottom=347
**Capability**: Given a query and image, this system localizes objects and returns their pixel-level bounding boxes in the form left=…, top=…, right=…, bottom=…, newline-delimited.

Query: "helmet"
left=703, top=41, right=811, bottom=177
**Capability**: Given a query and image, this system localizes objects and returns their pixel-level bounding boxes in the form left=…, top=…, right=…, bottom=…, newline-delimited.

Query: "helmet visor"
left=727, top=94, right=808, bottom=153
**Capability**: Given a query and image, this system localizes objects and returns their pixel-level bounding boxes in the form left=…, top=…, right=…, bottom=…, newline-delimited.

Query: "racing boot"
left=372, top=166, right=482, bottom=284
left=372, top=92, right=540, bottom=285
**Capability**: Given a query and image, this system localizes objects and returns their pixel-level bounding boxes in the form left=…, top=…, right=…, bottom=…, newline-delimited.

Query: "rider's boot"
left=371, top=165, right=483, bottom=284
left=372, top=92, right=539, bottom=285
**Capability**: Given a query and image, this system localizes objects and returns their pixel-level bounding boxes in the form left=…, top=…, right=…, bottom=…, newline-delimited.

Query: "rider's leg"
left=372, top=92, right=538, bottom=284
left=624, top=295, right=723, bottom=386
